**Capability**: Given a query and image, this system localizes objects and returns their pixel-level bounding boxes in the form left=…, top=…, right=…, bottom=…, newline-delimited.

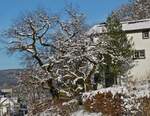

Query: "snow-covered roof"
left=88, top=18, right=150, bottom=34
left=87, top=23, right=106, bottom=35
left=122, top=18, right=150, bottom=31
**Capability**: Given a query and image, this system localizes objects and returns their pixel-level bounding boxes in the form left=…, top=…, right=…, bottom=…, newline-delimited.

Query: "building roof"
left=122, top=18, right=150, bottom=31
left=88, top=18, right=150, bottom=34
left=87, top=24, right=106, bottom=35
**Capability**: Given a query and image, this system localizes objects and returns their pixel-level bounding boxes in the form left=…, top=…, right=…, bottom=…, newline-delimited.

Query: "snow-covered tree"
left=104, top=14, right=133, bottom=86
left=4, top=7, right=108, bottom=102
left=114, top=0, right=150, bottom=21
left=4, top=9, right=61, bottom=99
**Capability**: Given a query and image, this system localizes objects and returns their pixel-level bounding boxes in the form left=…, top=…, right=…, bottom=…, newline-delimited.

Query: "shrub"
left=139, top=97, right=150, bottom=116
left=82, top=86, right=150, bottom=116
left=83, top=91, right=124, bottom=116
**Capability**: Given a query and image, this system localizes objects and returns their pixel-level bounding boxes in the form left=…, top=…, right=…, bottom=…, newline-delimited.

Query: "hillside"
left=0, top=69, right=24, bottom=88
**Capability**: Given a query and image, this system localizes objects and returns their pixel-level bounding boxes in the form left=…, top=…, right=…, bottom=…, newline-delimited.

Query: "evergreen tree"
left=102, top=14, right=133, bottom=87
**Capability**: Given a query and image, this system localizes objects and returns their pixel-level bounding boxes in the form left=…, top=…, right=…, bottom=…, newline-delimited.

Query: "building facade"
left=89, top=19, right=150, bottom=84
left=122, top=19, right=150, bottom=82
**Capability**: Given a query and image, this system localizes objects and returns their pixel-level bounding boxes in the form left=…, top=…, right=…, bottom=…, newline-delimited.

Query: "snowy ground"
left=39, top=81, right=150, bottom=116
left=71, top=110, right=102, bottom=116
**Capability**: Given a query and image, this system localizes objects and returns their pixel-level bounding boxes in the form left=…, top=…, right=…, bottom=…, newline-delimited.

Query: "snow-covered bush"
left=82, top=85, right=150, bottom=116
left=83, top=87, right=125, bottom=115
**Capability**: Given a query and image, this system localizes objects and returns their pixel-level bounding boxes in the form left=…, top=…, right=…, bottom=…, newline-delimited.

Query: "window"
left=142, top=30, right=149, bottom=39
left=134, top=50, right=145, bottom=59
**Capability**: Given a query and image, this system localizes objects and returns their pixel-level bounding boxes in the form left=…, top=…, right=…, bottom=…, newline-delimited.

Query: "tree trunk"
left=85, top=64, right=97, bottom=91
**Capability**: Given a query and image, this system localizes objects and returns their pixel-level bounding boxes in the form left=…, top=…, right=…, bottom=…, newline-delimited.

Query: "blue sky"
left=0, top=0, right=129, bottom=70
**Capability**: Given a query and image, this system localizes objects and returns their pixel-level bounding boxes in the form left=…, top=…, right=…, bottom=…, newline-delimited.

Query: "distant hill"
left=0, top=69, right=24, bottom=88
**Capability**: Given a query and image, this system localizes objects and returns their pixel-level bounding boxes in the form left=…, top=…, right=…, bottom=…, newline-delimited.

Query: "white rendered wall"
left=127, top=32, right=150, bottom=81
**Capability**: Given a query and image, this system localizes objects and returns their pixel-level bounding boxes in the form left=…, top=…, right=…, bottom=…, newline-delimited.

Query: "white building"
left=89, top=19, right=150, bottom=83
left=0, top=97, right=18, bottom=116
left=122, top=19, right=150, bottom=82
left=1, top=88, right=12, bottom=94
